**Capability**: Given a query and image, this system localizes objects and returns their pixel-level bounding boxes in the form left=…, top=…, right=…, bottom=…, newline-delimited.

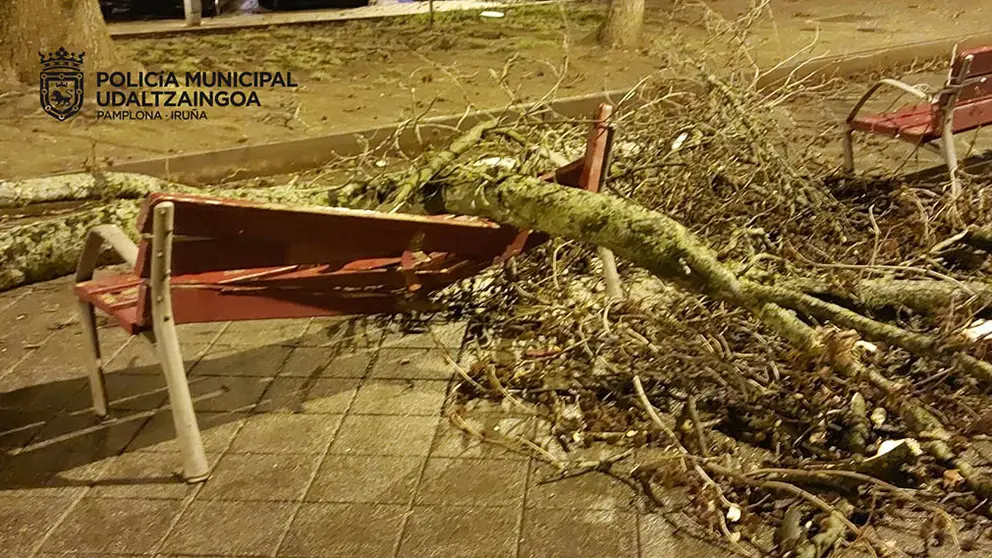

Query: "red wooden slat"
left=168, top=286, right=413, bottom=324
left=137, top=237, right=362, bottom=277
left=74, top=282, right=144, bottom=334
left=138, top=194, right=522, bottom=267
left=956, top=46, right=992, bottom=78
left=951, top=97, right=992, bottom=134
left=956, top=76, right=992, bottom=105
left=219, top=260, right=483, bottom=291
left=579, top=104, right=615, bottom=194
left=849, top=103, right=935, bottom=140
left=543, top=159, right=584, bottom=187
left=141, top=193, right=492, bottom=233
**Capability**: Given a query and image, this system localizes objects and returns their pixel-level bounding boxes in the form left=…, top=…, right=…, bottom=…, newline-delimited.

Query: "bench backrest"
left=937, top=46, right=992, bottom=131
left=132, top=195, right=525, bottom=277
left=131, top=103, right=616, bottom=281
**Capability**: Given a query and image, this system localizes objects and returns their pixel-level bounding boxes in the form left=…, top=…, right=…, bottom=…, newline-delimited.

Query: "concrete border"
left=88, top=31, right=992, bottom=185
left=757, top=30, right=992, bottom=88
left=108, top=89, right=630, bottom=184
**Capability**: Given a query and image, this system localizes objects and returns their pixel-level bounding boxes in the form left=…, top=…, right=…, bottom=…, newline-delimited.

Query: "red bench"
left=844, top=45, right=992, bottom=189
left=72, top=104, right=615, bottom=482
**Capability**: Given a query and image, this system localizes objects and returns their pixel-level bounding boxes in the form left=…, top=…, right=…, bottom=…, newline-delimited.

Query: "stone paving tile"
left=380, top=320, right=466, bottom=350
left=198, top=452, right=321, bottom=502
left=27, top=409, right=152, bottom=461
left=299, top=316, right=383, bottom=350
left=350, top=379, right=448, bottom=416
left=187, top=375, right=273, bottom=412
left=42, top=497, right=184, bottom=554
left=306, top=454, right=424, bottom=504
left=0, top=372, right=86, bottom=417
left=175, top=321, right=229, bottom=346
left=62, top=373, right=169, bottom=414
left=0, top=495, right=75, bottom=555
left=330, top=415, right=438, bottom=456
left=257, top=377, right=359, bottom=415
left=430, top=414, right=534, bottom=460
left=161, top=500, right=296, bottom=556
left=12, top=328, right=128, bottom=384
left=91, top=451, right=221, bottom=499
left=519, top=508, right=639, bottom=558
left=639, top=513, right=725, bottom=557
left=253, top=377, right=310, bottom=414
left=0, top=283, right=78, bottom=374
left=0, top=408, right=52, bottom=451
left=299, top=378, right=361, bottom=414
left=105, top=339, right=211, bottom=375
left=229, top=414, right=342, bottom=454
left=214, top=319, right=309, bottom=346
left=370, top=348, right=457, bottom=380
left=0, top=450, right=115, bottom=498
left=527, top=463, right=638, bottom=511
left=191, top=344, right=294, bottom=377
left=279, top=502, right=406, bottom=558
left=397, top=504, right=520, bottom=558
left=128, top=411, right=247, bottom=454
left=280, top=348, right=374, bottom=379
left=416, top=458, right=528, bottom=507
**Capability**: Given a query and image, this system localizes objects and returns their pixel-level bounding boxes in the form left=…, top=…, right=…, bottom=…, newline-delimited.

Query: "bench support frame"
left=75, top=225, right=140, bottom=419
left=74, top=205, right=210, bottom=483
left=844, top=54, right=981, bottom=198
left=148, top=202, right=210, bottom=482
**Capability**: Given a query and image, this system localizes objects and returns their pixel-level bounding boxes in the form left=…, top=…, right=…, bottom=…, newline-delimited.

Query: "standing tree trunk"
left=0, top=0, right=118, bottom=85
left=599, top=0, right=645, bottom=49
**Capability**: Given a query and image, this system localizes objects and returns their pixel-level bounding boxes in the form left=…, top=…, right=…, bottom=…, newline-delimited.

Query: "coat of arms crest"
left=40, top=47, right=85, bottom=121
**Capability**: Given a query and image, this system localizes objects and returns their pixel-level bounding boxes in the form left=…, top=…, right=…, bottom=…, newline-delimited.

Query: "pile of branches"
left=431, top=16, right=992, bottom=558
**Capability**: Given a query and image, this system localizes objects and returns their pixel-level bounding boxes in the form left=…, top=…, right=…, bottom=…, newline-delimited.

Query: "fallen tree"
left=6, top=11, right=992, bottom=557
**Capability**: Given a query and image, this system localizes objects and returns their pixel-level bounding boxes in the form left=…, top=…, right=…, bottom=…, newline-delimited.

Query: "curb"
left=85, top=32, right=992, bottom=184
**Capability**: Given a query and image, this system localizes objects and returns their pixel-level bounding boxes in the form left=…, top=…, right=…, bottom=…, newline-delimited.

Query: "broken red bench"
left=844, top=45, right=992, bottom=187
left=72, top=104, right=615, bottom=482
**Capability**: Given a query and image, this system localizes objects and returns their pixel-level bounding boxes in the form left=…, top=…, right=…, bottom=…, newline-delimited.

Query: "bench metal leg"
left=842, top=128, right=855, bottom=173
left=78, top=301, right=109, bottom=418
left=941, top=126, right=962, bottom=201
left=150, top=202, right=210, bottom=483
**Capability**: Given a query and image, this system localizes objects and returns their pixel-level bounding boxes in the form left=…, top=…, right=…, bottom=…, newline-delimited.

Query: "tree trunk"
left=599, top=0, right=645, bottom=49
left=0, top=0, right=117, bottom=85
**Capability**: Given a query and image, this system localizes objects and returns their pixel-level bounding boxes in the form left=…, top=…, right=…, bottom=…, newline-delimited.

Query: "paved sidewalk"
left=0, top=276, right=721, bottom=558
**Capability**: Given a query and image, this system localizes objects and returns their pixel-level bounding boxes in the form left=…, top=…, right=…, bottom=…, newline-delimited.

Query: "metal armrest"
left=846, top=78, right=933, bottom=125
left=75, top=225, right=139, bottom=283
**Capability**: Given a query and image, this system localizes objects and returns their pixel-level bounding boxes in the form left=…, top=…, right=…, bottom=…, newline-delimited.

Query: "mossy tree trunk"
left=0, top=0, right=117, bottom=85
left=598, top=0, right=645, bottom=49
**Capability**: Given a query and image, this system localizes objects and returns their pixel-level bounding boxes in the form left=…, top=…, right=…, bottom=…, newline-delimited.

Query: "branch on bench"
left=0, top=172, right=193, bottom=208
left=0, top=178, right=331, bottom=291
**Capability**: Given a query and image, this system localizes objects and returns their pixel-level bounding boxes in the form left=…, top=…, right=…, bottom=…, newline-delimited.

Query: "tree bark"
left=0, top=0, right=117, bottom=85
left=0, top=175, right=327, bottom=291
left=598, top=0, right=645, bottom=49
left=0, top=172, right=192, bottom=208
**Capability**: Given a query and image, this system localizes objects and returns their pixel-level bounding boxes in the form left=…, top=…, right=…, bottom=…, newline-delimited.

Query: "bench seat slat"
left=849, top=103, right=935, bottom=142
left=955, top=45, right=992, bottom=77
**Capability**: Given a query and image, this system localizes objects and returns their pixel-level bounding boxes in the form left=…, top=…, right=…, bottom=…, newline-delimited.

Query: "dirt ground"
left=0, top=0, right=989, bottom=179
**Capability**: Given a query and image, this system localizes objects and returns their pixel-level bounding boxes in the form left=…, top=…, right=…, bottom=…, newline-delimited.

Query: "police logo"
left=40, top=47, right=85, bottom=121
